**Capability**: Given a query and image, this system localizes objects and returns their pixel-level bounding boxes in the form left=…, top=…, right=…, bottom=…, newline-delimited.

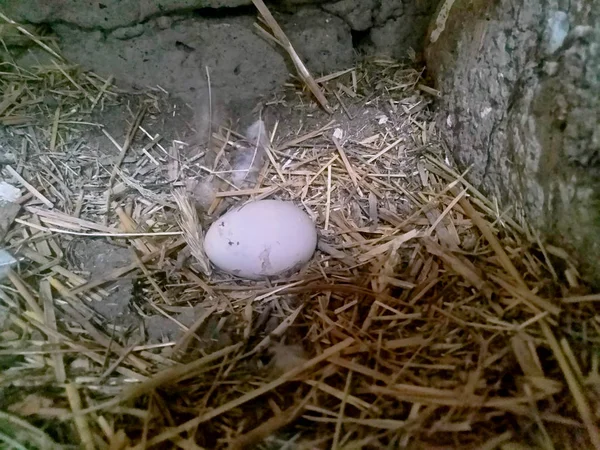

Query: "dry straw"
left=0, top=12, right=599, bottom=450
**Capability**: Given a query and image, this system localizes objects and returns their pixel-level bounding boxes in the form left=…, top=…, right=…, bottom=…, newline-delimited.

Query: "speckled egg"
left=203, top=200, right=317, bottom=280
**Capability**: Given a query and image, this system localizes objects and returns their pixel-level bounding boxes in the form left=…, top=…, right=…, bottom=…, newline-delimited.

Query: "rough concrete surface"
left=277, top=8, right=354, bottom=74
left=52, top=15, right=289, bottom=112
left=426, top=0, right=600, bottom=286
left=322, top=0, right=377, bottom=31
left=324, top=0, right=441, bottom=57
left=1, top=0, right=253, bottom=30
left=41, top=8, right=356, bottom=113
left=1, top=0, right=439, bottom=113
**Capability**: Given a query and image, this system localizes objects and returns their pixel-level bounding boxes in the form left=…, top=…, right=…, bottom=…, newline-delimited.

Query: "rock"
left=323, top=0, right=440, bottom=58
left=2, top=0, right=434, bottom=112
left=323, top=0, right=377, bottom=31
left=52, top=16, right=289, bottom=109
left=369, top=12, right=432, bottom=58
left=425, top=0, right=600, bottom=286
left=111, top=24, right=145, bottom=40
left=1, top=0, right=252, bottom=30
left=280, top=0, right=330, bottom=5
left=279, top=8, right=355, bottom=75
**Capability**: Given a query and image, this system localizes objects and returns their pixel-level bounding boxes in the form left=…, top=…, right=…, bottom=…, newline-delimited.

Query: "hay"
left=1, top=16, right=600, bottom=450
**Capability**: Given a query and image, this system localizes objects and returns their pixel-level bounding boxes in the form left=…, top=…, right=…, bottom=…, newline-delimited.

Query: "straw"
left=0, top=23, right=598, bottom=449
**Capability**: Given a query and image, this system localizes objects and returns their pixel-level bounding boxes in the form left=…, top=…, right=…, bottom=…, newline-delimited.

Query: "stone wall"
left=2, top=0, right=440, bottom=113
left=425, top=0, right=600, bottom=286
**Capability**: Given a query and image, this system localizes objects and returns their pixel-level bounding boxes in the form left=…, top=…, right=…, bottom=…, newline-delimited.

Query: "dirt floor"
left=1, top=25, right=599, bottom=450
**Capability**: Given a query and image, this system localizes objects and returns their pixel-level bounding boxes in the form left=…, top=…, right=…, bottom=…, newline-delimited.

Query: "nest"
left=1, top=13, right=600, bottom=450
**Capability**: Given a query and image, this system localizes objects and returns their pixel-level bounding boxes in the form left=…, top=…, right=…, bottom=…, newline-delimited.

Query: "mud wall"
left=2, top=0, right=439, bottom=113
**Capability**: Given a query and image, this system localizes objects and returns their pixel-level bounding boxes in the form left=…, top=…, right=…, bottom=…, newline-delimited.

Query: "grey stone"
left=542, top=10, right=570, bottom=55
left=373, top=0, right=440, bottom=57
left=156, top=16, right=174, bottom=30
left=2, top=0, right=434, bottom=111
left=1, top=0, right=252, bottom=30
left=323, top=0, right=377, bottom=31
left=52, top=16, right=289, bottom=109
left=111, top=24, right=145, bottom=40
left=369, top=12, right=432, bottom=58
left=282, top=0, right=330, bottom=4
left=279, top=8, right=355, bottom=75
left=425, top=0, right=600, bottom=286
left=373, top=0, right=404, bottom=25
left=323, top=0, right=440, bottom=58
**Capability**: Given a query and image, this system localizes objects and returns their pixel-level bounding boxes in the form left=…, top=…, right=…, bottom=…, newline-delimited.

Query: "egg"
left=203, top=200, right=318, bottom=280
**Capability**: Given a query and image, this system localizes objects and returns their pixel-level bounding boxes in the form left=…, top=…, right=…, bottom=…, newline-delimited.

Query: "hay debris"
left=0, top=17, right=599, bottom=450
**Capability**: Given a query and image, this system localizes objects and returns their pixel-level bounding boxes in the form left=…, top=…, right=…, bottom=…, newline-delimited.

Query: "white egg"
left=203, top=200, right=317, bottom=280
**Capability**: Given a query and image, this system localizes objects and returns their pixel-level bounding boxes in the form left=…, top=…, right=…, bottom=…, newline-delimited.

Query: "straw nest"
left=1, top=12, right=600, bottom=450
